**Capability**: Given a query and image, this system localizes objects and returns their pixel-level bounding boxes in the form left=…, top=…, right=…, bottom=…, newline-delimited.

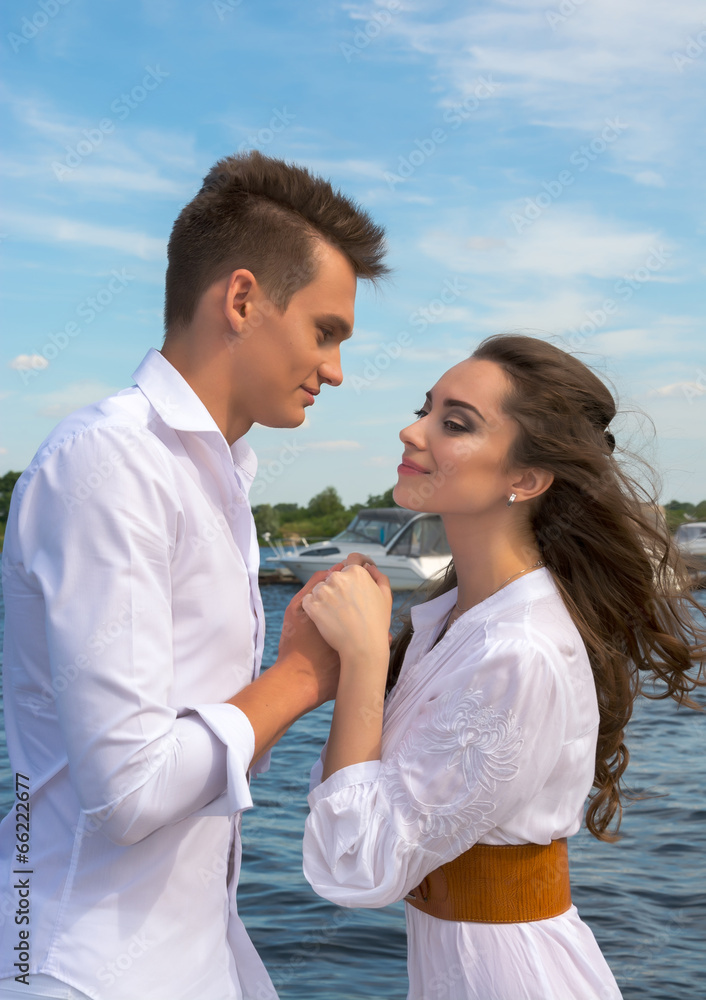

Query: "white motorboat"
left=674, top=521, right=706, bottom=579
left=266, top=508, right=452, bottom=591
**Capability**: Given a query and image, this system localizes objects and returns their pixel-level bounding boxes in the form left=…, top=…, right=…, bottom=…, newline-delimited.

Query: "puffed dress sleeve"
left=303, top=635, right=568, bottom=908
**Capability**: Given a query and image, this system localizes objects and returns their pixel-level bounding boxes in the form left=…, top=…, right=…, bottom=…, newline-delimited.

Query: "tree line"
left=253, top=486, right=396, bottom=542
left=1, top=469, right=704, bottom=548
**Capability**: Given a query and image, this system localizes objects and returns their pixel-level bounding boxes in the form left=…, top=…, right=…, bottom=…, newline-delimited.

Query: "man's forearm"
left=228, top=653, right=322, bottom=765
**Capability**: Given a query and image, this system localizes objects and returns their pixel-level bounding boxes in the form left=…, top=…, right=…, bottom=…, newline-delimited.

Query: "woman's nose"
left=399, top=419, right=425, bottom=448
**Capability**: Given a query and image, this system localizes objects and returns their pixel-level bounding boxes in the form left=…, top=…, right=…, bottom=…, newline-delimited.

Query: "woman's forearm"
left=321, top=647, right=389, bottom=781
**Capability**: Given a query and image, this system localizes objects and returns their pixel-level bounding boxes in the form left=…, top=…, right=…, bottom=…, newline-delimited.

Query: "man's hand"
left=228, top=562, right=383, bottom=765
left=278, top=568, right=343, bottom=708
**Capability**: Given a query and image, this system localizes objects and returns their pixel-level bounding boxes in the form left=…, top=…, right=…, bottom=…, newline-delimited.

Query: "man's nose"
left=319, top=348, right=343, bottom=387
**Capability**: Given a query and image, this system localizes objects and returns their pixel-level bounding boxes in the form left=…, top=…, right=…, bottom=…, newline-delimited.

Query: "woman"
left=300, top=335, right=705, bottom=1000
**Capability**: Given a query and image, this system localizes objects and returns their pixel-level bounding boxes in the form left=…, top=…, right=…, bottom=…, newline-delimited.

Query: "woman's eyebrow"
left=425, top=390, right=487, bottom=423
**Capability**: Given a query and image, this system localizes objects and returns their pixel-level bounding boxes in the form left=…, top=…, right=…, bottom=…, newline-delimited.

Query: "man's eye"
left=319, top=327, right=334, bottom=340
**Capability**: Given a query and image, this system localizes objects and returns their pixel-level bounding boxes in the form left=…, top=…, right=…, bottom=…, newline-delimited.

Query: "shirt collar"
left=410, top=567, right=556, bottom=632
left=132, top=348, right=258, bottom=484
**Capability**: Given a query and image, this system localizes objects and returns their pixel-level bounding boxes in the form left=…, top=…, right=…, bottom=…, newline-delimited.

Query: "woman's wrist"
left=339, top=641, right=390, bottom=675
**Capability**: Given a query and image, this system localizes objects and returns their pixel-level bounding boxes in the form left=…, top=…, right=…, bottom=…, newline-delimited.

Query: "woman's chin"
left=392, top=481, right=425, bottom=511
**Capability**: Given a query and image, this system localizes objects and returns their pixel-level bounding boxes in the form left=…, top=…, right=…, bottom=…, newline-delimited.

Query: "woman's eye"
left=413, top=408, right=428, bottom=418
left=444, top=420, right=468, bottom=433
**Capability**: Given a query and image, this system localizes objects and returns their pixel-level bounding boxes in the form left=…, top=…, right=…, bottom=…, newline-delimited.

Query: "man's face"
left=235, top=243, right=357, bottom=428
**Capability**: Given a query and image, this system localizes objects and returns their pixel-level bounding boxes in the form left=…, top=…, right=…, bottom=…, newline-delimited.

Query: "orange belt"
left=404, top=839, right=572, bottom=923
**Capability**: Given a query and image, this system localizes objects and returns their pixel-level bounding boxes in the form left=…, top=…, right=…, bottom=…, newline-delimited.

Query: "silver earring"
left=507, top=493, right=517, bottom=506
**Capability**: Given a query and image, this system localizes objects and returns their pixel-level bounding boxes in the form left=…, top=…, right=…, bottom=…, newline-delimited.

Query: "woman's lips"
left=397, top=458, right=430, bottom=476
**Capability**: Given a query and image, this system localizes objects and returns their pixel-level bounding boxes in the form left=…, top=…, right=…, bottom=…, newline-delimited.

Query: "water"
left=1, top=580, right=704, bottom=999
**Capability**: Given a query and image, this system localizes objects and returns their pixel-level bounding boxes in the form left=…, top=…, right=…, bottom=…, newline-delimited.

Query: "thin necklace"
left=453, top=559, right=545, bottom=616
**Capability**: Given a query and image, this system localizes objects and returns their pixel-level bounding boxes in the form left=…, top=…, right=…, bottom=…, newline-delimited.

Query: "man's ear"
left=222, top=269, right=257, bottom=334
left=509, top=467, right=554, bottom=503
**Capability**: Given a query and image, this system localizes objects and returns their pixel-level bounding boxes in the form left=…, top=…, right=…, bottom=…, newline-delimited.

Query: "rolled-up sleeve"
left=16, top=425, right=255, bottom=845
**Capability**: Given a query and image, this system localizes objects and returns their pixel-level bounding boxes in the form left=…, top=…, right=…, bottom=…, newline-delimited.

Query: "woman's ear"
left=509, top=467, right=554, bottom=503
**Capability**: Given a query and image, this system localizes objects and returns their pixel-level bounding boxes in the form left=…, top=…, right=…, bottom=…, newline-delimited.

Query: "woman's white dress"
left=303, top=569, right=623, bottom=1000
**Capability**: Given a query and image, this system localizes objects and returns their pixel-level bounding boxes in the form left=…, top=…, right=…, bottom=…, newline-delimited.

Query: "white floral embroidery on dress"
left=380, top=688, right=524, bottom=853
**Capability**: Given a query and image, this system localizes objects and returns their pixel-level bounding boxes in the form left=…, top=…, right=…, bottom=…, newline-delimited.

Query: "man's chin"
left=257, top=409, right=306, bottom=430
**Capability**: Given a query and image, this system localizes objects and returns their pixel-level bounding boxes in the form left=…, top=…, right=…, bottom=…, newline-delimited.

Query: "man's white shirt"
left=0, top=349, right=277, bottom=999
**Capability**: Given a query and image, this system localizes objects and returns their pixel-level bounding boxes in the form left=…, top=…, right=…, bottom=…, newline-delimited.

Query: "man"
left=0, top=152, right=388, bottom=999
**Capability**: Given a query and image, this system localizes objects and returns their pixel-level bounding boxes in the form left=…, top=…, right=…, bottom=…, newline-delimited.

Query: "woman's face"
left=393, top=358, right=521, bottom=515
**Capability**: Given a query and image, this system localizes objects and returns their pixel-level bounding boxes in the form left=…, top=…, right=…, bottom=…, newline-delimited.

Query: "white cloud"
left=419, top=208, right=667, bottom=281
left=650, top=381, right=706, bottom=398
left=635, top=171, right=666, bottom=187
left=402, top=346, right=470, bottom=364
left=304, top=158, right=387, bottom=181
left=1, top=211, right=165, bottom=260
left=55, top=164, right=187, bottom=196
left=466, top=236, right=507, bottom=251
left=306, top=440, right=363, bottom=451
left=641, top=395, right=706, bottom=442
left=32, top=381, right=118, bottom=419
left=590, top=327, right=672, bottom=357
left=0, top=89, right=197, bottom=201
left=382, top=0, right=704, bottom=170
left=471, top=289, right=597, bottom=334
left=9, top=354, right=49, bottom=371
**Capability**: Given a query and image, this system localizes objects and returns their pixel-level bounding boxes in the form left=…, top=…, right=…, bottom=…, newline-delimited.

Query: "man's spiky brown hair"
left=164, top=151, right=389, bottom=331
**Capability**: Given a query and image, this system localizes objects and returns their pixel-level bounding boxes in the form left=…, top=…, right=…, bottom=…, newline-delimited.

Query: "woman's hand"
left=304, top=561, right=392, bottom=781
left=277, top=566, right=346, bottom=706
left=302, top=562, right=393, bottom=661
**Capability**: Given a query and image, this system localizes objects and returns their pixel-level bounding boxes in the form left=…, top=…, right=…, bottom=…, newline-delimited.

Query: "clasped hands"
left=278, top=554, right=393, bottom=708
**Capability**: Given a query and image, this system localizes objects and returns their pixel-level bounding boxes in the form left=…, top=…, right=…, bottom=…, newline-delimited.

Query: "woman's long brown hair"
left=387, top=334, right=706, bottom=841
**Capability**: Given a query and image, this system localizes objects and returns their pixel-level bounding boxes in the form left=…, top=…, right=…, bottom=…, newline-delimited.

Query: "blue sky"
left=1, top=0, right=705, bottom=506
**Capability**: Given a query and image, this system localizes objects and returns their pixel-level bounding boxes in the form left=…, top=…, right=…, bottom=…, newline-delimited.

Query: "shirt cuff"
left=251, top=749, right=271, bottom=778
left=307, top=759, right=382, bottom=809
left=187, top=703, right=256, bottom=816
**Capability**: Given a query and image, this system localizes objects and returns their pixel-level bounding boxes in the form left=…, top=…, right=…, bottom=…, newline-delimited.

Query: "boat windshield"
left=335, top=512, right=410, bottom=546
left=676, top=523, right=706, bottom=542
left=386, top=516, right=451, bottom=557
